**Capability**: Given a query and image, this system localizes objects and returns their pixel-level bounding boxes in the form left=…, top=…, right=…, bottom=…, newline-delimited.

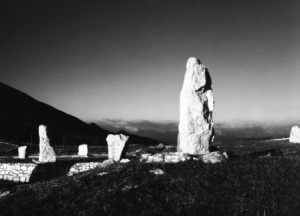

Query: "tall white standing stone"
left=289, top=126, right=300, bottom=143
left=78, top=144, right=88, bottom=157
left=38, top=125, right=56, bottom=163
left=18, top=146, right=27, bottom=159
left=106, top=134, right=129, bottom=162
left=178, top=57, right=215, bottom=155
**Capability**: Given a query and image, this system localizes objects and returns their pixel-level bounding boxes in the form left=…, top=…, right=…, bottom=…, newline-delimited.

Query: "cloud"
left=97, top=119, right=178, bottom=144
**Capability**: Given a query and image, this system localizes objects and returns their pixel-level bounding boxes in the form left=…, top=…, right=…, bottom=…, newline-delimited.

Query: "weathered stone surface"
left=289, top=126, right=300, bottom=143
left=0, top=191, right=9, bottom=198
left=18, top=146, right=27, bottom=159
left=164, top=152, right=189, bottom=163
left=202, top=151, right=226, bottom=164
left=223, top=151, right=229, bottom=159
left=106, top=134, right=129, bottom=162
left=152, top=143, right=165, bottom=151
left=97, top=172, right=108, bottom=176
left=140, top=152, right=189, bottom=163
left=101, top=159, right=115, bottom=167
left=147, top=154, right=164, bottom=163
left=178, top=57, right=214, bottom=155
left=38, top=125, right=56, bottom=163
left=149, top=169, right=164, bottom=175
left=140, top=151, right=225, bottom=164
left=120, top=158, right=130, bottom=163
left=78, top=144, right=88, bottom=156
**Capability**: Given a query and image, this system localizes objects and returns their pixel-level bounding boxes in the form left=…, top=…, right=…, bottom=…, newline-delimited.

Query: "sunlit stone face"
left=178, top=57, right=214, bottom=155
left=38, top=125, right=56, bottom=163
left=290, top=126, right=300, bottom=143
left=18, top=146, right=27, bottom=159
left=106, top=134, right=129, bottom=162
left=78, top=144, right=88, bottom=156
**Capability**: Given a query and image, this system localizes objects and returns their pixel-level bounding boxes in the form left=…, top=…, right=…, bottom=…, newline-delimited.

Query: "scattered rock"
left=249, top=149, right=284, bottom=157
left=164, top=152, right=190, bottom=163
left=96, top=172, right=108, bottom=176
left=223, top=151, right=229, bottom=159
left=106, top=134, right=129, bottom=162
left=202, top=151, right=226, bottom=164
left=0, top=191, right=10, bottom=198
left=121, top=185, right=138, bottom=191
left=149, top=169, right=164, bottom=175
left=140, top=152, right=190, bottom=163
left=290, top=126, right=300, bottom=143
left=139, top=151, right=226, bottom=164
left=78, top=144, right=88, bottom=157
left=153, top=143, right=165, bottom=151
left=101, top=159, right=115, bottom=167
left=178, top=57, right=214, bottom=155
left=38, top=125, right=56, bottom=163
left=146, top=143, right=166, bottom=154
left=120, top=159, right=130, bottom=163
left=147, top=154, right=164, bottom=163
left=18, top=146, right=27, bottom=159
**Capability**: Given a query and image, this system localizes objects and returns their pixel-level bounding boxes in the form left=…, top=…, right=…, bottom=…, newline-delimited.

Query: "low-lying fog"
left=98, top=119, right=297, bottom=144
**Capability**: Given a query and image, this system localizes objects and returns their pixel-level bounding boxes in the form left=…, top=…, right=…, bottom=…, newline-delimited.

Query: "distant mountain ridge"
left=0, top=82, right=159, bottom=146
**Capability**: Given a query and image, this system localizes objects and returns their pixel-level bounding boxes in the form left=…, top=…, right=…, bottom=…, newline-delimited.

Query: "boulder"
left=149, top=169, right=164, bottom=175
left=178, top=57, right=214, bottom=155
left=18, top=146, right=27, bottom=159
left=146, top=143, right=166, bottom=154
left=106, top=134, right=129, bottom=162
left=289, top=126, right=300, bottom=143
left=164, top=152, right=191, bottom=163
left=78, top=144, right=88, bottom=157
left=38, top=125, right=56, bottom=163
left=201, top=151, right=226, bottom=164
left=101, top=159, right=115, bottom=167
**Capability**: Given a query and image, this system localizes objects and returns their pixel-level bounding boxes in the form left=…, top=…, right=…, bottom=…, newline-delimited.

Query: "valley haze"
left=98, top=119, right=298, bottom=144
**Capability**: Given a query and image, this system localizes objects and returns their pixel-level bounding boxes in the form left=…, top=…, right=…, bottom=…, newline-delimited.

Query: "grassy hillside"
left=0, top=140, right=300, bottom=215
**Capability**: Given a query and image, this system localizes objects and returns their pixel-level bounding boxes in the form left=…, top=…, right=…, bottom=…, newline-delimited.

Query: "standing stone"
left=178, top=57, right=214, bottom=155
left=38, top=125, right=56, bottom=163
left=78, top=144, right=88, bottom=157
left=289, top=126, right=300, bottom=143
left=106, top=134, right=129, bottom=162
left=18, top=146, right=27, bottom=159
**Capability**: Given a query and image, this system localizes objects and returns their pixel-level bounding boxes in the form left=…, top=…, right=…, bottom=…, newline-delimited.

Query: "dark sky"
left=1, top=0, right=300, bottom=125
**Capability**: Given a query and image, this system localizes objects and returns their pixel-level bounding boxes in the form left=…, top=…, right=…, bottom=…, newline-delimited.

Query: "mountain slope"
left=0, top=82, right=159, bottom=146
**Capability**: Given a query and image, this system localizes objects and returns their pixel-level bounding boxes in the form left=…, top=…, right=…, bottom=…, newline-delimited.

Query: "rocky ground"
left=0, top=139, right=299, bottom=216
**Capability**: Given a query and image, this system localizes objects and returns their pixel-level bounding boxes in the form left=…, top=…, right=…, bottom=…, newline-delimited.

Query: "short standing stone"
left=18, top=146, right=27, bottom=159
left=106, top=134, right=129, bottom=162
left=290, top=126, right=300, bottom=143
left=38, top=125, right=56, bottom=163
left=178, top=57, right=215, bottom=155
left=78, top=144, right=88, bottom=156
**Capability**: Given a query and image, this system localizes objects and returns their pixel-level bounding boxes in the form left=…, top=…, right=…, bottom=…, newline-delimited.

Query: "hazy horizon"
left=96, top=118, right=298, bottom=144
left=1, top=0, right=300, bottom=137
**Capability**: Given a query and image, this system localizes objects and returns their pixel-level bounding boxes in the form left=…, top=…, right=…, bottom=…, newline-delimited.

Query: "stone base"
left=140, top=151, right=226, bottom=164
left=177, top=133, right=211, bottom=155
